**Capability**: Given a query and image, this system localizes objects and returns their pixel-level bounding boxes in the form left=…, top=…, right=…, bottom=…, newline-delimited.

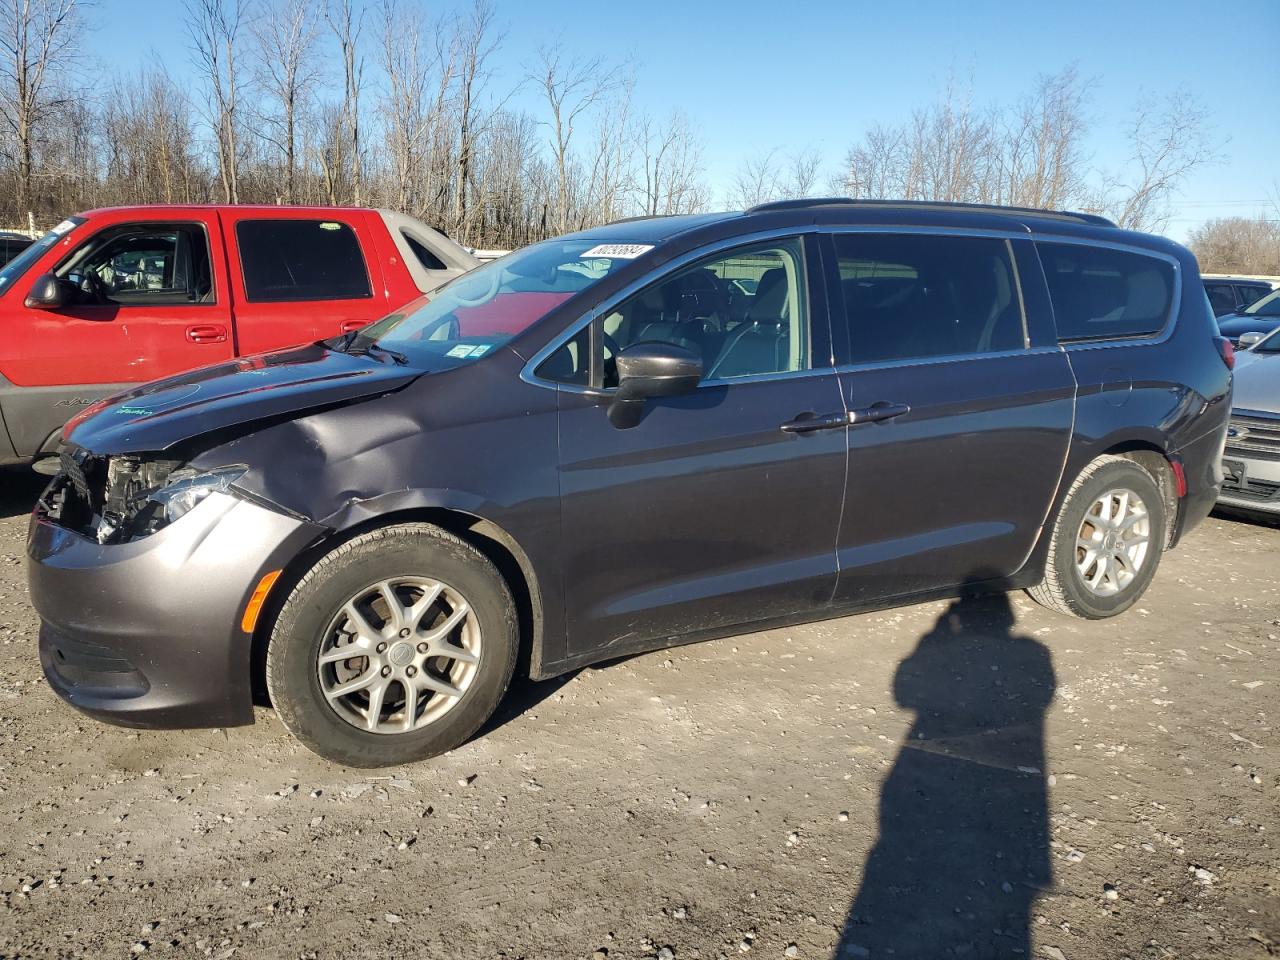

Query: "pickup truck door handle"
left=340, top=319, right=368, bottom=333
left=780, top=411, right=849, bottom=434
left=186, top=324, right=228, bottom=343
left=849, top=401, right=910, bottom=424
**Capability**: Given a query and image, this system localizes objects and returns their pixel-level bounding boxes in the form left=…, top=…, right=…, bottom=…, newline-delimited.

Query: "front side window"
left=1038, top=242, right=1174, bottom=342
left=55, top=222, right=213, bottom=306
left=236, top=219, right=371, bottom=302
left=833, top=233, right=1025, bottom=363
left=549, top=238, right=810, bottom=387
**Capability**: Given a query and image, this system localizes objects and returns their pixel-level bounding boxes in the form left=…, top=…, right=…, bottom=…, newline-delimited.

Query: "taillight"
left=1215, top=336, right=1235, bottom=370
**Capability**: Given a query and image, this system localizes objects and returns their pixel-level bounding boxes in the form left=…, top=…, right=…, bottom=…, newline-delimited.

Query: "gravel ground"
left=0, top=466, right=1276, bottom=960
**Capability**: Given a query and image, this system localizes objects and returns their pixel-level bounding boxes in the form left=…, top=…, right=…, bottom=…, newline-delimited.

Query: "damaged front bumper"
left=28, top=490, right=323, bottom=728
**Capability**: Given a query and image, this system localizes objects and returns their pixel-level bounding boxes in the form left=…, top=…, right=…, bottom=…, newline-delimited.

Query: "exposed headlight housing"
left=145, top=466, right=247, bottom=526
left=43, top=451, right=247, bottom=544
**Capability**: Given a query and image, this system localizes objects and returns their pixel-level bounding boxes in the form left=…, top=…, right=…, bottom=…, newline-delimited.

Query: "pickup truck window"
left=56, top=223, right=214, bottom=306
left=236, top=219, right=372, bottom=302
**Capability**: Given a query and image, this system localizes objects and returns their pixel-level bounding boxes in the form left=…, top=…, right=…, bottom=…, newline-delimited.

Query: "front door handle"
left=186, top=324, right=227, bottom=343
left=780, top=411, right=849, bottom=434
left=849, top=400, right=910, bottom=424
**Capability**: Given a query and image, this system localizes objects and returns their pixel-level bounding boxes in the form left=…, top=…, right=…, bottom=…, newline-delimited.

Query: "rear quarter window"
left=1038, top=242, right=1175, bottom=342
left=236, top=219, right=372, bottom=302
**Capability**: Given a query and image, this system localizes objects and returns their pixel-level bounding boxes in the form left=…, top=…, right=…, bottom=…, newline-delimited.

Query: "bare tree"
left=101, top=68, right=204, bottom=206
left=1188, top=216, right=1280, bottom=276
left=728, top=147, right=823, bottom=208
left=0, top=0, right=81, bottom=220
left=452, top=0, right=499, bottom=241
left=533, top=43, right=621, bottom=233
left=839, top=79, right=997, bottom=203
left=251, top=0, right=319, bottom=203
left=186, top=0, right=244, bottom=203
left=1091, top=93, right=1218, bottom=231
left=634, top=110, right=705, bottom=217
left=325, top=0, right=365, bottom=204
left=997, top=66, right=1090, bottom=209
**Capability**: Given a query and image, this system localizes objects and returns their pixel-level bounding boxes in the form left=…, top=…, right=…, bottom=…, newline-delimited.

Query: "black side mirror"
left=608, top=341, right=703, bottom=429
left=24, top=274, right=69, bottom=310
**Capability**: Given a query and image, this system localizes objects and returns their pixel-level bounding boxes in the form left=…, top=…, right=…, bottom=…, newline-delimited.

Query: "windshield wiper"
left=332, top=331, right=409, bottom=365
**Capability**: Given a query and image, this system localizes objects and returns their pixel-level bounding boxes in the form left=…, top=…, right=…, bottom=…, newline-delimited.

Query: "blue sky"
left=95, top=0, right=1278, bottom=241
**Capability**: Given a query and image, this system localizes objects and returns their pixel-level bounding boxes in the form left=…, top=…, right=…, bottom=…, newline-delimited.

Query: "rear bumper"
left=1170, top=423, right=1228, bottom=546
left=28, top=492, right=322, bottom=728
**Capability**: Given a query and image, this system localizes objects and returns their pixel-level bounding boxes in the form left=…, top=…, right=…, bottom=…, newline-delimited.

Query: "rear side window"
left=236, top=219, right=372, bottom=302
left=833, top=233, right=1026, bottom=363
left=1038, top=242, right=1174, bottom=342
left=1204, top=283, right=1236, bottom=316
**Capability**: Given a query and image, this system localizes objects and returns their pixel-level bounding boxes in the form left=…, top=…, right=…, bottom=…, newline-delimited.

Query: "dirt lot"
left=0, top=467, right=1275, bottom=960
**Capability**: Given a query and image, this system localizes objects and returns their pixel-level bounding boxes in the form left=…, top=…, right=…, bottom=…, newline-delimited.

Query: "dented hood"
left=63, top=344, right=422, bottom=454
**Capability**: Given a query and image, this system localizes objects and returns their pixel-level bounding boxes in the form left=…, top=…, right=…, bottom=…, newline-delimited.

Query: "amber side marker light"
left=242, top=570, right=283, bottom=633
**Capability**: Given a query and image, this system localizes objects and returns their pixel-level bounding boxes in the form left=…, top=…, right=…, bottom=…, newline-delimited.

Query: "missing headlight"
left=41, top=453, right=247, bottom=544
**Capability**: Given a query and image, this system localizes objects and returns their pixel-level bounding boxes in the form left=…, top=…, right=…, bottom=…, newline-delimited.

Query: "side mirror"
left=608, top=341, right=703, bottom=429
left=24, top=274, right=69, bottom=310
left=1238, top=331, right=1265, bottom=350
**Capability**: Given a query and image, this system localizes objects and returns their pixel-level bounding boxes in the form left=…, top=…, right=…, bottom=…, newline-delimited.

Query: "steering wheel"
left=68, top=270, right=108, bottom=305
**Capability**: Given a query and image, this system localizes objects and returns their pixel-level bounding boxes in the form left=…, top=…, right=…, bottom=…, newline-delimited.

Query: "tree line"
left=0, top=0, right=1222, bottom=250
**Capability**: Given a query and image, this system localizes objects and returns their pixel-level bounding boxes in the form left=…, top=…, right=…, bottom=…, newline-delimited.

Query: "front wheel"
left=265, top=523, right=518, bottom=767
left=1028, top=455, right=1167, bottom=619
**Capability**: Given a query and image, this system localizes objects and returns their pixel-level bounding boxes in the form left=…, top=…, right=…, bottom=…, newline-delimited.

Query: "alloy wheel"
left=317, top=577, right=481, bottom=734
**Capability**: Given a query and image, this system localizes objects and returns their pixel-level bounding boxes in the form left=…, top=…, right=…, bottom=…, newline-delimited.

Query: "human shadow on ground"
left=836, top=588, right=1056, bottom=959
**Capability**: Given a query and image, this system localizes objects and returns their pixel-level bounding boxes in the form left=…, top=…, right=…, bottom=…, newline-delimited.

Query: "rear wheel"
left=1028, top=456, right=1167, bottom=619
left=266, top=523, right=517, bottom=767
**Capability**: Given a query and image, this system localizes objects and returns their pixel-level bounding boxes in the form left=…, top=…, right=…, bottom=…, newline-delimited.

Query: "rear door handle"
left=849, top=401, right=910, bottom=424
left=186, top=324, right=227, bottom=343
left=780, top=411, right=849, bottom=434
left=340, top=319, right=368, bottom=333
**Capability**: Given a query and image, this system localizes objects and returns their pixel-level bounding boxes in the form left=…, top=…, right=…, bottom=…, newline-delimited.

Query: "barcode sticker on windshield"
left=581, top=244, right=654, bottom=259
left=50, top=219, right=77, bottom=236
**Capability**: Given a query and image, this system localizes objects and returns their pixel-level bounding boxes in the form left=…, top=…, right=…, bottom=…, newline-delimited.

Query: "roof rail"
left=746, top=197, right=858, bottom=214
left=745, top=196, right=1116, bottom=227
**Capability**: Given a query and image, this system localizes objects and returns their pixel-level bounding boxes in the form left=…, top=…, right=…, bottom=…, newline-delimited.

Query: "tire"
left=265, top=523, right=518, bottom=767
left=1028, top=455, right=1167, bottom=620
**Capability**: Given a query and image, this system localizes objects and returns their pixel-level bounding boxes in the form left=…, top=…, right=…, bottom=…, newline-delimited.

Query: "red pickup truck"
left=0, top=205, right=477, bottom=467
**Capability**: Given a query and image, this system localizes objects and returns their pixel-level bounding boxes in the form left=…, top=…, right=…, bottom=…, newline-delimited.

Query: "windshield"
left=0, top=217, right=83, bottom=295
left=1244, top=288, right=1280, bottom=317
left=347, top=238, right=647, bottom=367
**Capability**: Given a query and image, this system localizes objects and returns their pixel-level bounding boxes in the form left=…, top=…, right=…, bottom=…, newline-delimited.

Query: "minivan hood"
left=64, top=344, right=422, bottom=455
left=1231, top=351, right=1280, bottom=414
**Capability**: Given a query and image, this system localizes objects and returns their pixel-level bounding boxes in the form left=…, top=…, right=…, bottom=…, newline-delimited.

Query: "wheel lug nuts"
left=376, top=642, right=388, bottom=653
left=380, top=666, right=392, bottom=678
left=399, top=628, right=411, bottom=638
left=406, top=666, right=417, bottom=677
left=417, top=643, right=428, bottom=654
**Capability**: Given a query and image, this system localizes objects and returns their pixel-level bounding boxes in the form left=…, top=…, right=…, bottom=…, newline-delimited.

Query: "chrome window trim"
left=519, top=227, right=824, bottom=394
left=1029, top=232, right=1183, bottom=350
left=833, top=344, right=1064, bottom=376
left=814, top=223, right=1030, bottom=241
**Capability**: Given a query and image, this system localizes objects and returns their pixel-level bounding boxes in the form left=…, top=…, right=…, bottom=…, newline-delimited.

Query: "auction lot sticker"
left=581, top=244, right=654, bottom=259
